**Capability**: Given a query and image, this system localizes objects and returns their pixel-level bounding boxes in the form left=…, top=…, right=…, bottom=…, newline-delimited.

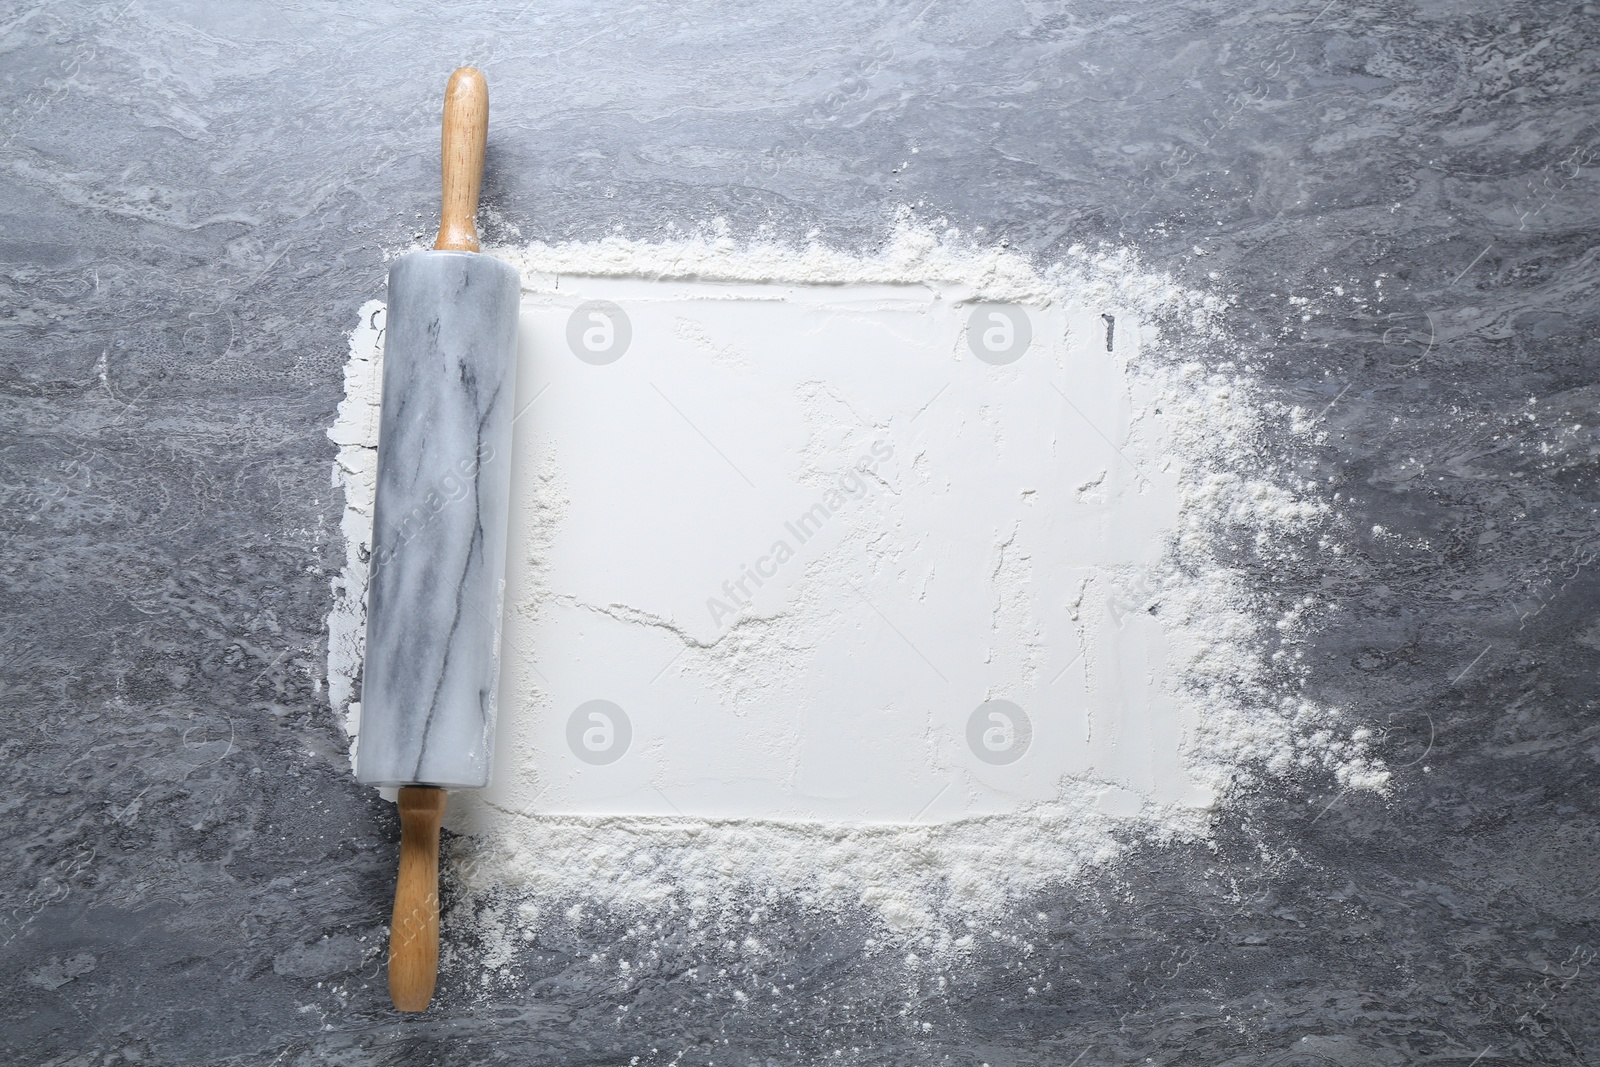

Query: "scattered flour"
left=326, top=220, right=1386, bottom=954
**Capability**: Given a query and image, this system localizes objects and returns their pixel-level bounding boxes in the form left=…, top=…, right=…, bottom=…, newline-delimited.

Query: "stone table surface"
left=3, top=1, right=1597, bottom=1064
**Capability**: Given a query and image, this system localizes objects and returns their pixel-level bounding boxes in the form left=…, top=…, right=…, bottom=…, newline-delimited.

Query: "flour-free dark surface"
left=2, top=1, right=1597, bottom=1063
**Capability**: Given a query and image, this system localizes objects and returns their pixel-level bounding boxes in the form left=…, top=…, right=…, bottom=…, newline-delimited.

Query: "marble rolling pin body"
left=355, top=67, right=518, bottom=1012
left=358, top=252, right=518, bottom=787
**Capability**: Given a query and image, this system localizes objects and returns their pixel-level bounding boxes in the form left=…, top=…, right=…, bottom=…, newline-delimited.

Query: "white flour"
left=326, top=220, right=1386, bottom=956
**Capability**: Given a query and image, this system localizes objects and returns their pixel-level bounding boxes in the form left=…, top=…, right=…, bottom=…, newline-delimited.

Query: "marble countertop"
left=3, top=1, right=1597, bottom=1063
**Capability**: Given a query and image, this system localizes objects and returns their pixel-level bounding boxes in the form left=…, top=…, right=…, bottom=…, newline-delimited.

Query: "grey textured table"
left=3, top=2, right=1597, bottom=1063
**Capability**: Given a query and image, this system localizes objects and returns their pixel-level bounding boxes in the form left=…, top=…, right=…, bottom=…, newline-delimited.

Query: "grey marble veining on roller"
left=1, top=1, right=1597, bottom=1064
left=358, top=251, right=519, bottom=789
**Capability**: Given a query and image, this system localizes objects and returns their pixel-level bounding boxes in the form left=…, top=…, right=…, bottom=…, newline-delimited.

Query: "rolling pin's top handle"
left=435, top=67, right=489, bottom=253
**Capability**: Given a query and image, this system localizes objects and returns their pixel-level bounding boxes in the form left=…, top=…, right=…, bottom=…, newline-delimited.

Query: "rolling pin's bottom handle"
left=389, top=784, right=447, bottom=1012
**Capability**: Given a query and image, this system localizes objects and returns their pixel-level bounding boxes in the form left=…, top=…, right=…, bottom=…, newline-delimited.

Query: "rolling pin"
left=355, top=67, right=519, bottom=1012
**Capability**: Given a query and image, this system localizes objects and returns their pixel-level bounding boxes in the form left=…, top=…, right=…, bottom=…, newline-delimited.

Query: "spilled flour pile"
left=326, top=222, right=1386, bottom=953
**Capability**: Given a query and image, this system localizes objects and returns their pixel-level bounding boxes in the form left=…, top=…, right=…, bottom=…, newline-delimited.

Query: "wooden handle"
left=388, top=785, right=447, bottom=1011
left=434, top=67, right=489, bottom=253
